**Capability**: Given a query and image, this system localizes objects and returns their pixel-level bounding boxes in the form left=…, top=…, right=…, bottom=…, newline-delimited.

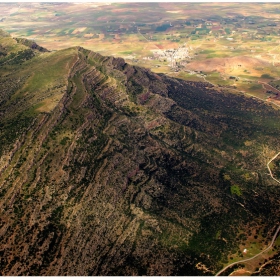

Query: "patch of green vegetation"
left=60, top=136, right=70, bottom=146
left=120, top=51, right=133, bottom=55
left=230, top=185, right=242, bottom=196
left=66, top=28, right=75, bottom=34
left=261, top=73, right=274, bottom=79
left=25, top=103, right=44, bottom=116
left=159, top=227, right=189, bottom=251
left=188, top=213, right=239, bottom=265
left=239, top=74, right=259, bottom=80
left=249, top=84, right=262, bottom=91
left=156, top=24, right=171, bottom=32
left=22, top=48, right=76, bottom=94
left=206, top=53, right=225, bottom=58
left=0, top=114, right=34, bottom=155
left=0, top=49, right=35, bottom=66
left=191, top=35, right=200, bottom=40
left=200, top=49, right=215, bottom=54
left=225, top=28, right=231, bottom=35
left=54, top=12, right=65, bottom=16
left=175, top=72, right=204, bottom=82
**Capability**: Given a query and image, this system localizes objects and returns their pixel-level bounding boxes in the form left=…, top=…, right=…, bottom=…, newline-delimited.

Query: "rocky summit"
left=0, top=30, right=280, bottom=276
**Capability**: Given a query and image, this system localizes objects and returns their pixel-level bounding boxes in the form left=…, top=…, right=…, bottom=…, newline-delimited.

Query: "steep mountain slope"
left=0, top=31, right=280, bottom=276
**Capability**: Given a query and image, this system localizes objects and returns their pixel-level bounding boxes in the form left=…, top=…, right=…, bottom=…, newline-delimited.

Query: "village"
left=147, top=45, right=192, bottom=69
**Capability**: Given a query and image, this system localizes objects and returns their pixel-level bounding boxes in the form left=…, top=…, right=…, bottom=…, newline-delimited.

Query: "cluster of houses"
left=151, top=46, right=191, bottom=68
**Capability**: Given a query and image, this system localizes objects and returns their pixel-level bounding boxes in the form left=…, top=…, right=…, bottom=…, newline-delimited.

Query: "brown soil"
left=230, top=268, right=251, bottom=276
left=187, top=56, right=269, bottom=73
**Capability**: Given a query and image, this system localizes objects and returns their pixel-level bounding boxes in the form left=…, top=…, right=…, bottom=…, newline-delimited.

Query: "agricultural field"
left=1, top=2, right=280, bottom=104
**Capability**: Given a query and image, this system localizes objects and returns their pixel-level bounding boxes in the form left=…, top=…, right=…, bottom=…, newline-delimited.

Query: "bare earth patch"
left=186, top=56, right=270, bottom=74
left=230, top=268, right=251, bottom=276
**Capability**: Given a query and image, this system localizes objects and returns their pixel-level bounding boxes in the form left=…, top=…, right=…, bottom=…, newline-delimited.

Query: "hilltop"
left=0, top=30, right=280, bottom=276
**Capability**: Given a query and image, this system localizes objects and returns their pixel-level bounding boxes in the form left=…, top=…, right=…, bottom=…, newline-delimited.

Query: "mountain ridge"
left=0, top=30, right=280, bottom=276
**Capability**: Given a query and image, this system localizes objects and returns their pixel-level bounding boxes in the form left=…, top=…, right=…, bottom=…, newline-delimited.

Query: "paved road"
left=215, top=152, right=280, bottom=276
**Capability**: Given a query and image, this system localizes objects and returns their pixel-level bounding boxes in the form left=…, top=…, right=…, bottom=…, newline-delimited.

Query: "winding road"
left=215, top=152, right=280, bottom=276
left=267, top=152, right=280, bottom=185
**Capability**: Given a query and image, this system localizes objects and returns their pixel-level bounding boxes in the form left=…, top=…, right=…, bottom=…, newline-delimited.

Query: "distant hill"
left=0, top=29, right=280, bottom=276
